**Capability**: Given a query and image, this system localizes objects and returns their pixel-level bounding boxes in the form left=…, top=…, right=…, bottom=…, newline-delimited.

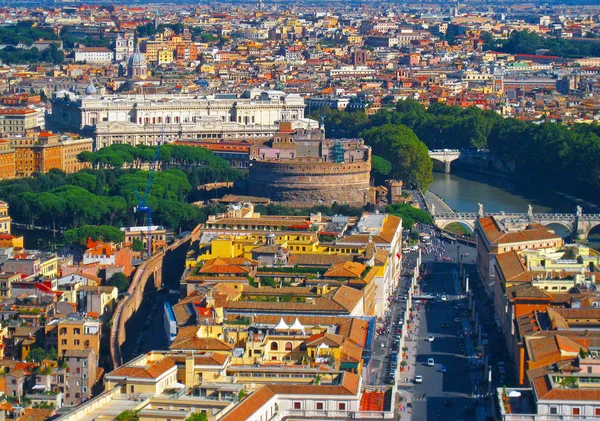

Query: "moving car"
left=428, top=335, right=435, bottom=342
left=441, top=295, right=447, bottom=301
left=415, top=375, right=423, bottom=383
left=441, top=365, right=447, bottom=373
left=427, top=358, right=435, bottom=366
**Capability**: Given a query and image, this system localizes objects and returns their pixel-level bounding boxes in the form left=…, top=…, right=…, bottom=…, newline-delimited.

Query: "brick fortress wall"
left=248, top=159, right=371, bottom=205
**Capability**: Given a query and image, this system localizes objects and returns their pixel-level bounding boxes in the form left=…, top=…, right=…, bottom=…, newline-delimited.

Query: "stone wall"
left=248, top=160, right=371, bottom=205
left=110, top=225, right=202, bottom=369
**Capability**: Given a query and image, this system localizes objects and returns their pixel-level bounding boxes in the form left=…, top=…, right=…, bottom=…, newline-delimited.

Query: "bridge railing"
left=434, top=212, right=589, bottom=220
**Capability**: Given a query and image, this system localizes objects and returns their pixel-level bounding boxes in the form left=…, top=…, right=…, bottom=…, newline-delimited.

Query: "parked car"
left=441, top=365, right=447, bottom=373
left=415, top=375, right=423, bottom=383
left=427, top=358, right=435, bottom=366
left=428, top=335, right=435, bottom=342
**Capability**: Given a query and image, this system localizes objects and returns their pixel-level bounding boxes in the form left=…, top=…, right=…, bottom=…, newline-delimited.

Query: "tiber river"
left=427, top=170, right=600, bottom=249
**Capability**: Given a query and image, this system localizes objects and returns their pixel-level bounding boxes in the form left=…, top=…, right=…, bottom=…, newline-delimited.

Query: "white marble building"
left=50, top=90, right=308, bottom=148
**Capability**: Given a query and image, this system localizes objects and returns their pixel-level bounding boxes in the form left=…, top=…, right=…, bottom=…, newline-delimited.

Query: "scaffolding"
left=333, top=140, right=345, bottom=163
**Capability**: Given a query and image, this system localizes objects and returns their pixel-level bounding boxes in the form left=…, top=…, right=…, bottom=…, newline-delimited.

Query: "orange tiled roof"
left=109, top=357, right=175, bottom=380
left=324, top=261, right=366, bottom=278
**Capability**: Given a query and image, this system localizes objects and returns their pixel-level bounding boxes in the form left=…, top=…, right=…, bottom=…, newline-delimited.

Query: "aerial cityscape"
left=0, top=1, right=598, bottom=420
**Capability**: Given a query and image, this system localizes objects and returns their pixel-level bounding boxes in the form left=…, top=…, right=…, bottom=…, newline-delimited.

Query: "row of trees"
left=314, top=99, right=600, bottom=197
left=0, top=44, right=64, bottom=65
left=0, top=21, right=58, bottom=46
left=77, top=144, right=244, bottom=185
left=1, top=145, right=242, bottom=236
left=497, top=30, right=600, bottom=58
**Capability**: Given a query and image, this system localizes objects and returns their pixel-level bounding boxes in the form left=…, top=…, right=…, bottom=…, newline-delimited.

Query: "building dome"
left=127, top=45, right=148, bottom=80
left=85, top=83, right=97, bottom=95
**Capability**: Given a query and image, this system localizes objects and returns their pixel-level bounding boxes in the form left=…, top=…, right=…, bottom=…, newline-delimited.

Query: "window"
left=285, top=342, right=293, bottom=351
left=293, top=402, right=301, bottom=410
left=339, top=403, right=346, bottom=410
left=74, top=340, right=80, bottom=346
left=573, top=407, right=581, bottom=415
left=61, top=340, right=67, bottom=345
left=316, top=402, right=324, bottom=410
left=270, top=342, right=278, bottom=351
left=595, top=408, right=600, bottom=416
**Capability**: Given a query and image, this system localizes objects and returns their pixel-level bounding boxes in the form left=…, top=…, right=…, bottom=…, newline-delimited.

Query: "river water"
left=428, top=170, right=600, bottom=247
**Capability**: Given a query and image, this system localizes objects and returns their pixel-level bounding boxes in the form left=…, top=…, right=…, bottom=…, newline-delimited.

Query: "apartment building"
left=74, top=47, right=113, bottom=64
left=0, top=109, right=44, bottom=136
left=10, top=132, right=93, bottom=178
left=62, top=348, right=98, bottom=406
left=45, top=317, right=101, bottom=356
left=0, top=272, right=20, bottom=298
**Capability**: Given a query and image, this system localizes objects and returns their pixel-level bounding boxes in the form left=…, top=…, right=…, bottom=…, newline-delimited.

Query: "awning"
left=32, top=385, right=47, bottom=391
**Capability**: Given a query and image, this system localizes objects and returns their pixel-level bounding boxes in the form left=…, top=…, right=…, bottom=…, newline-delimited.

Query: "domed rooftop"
left=127, top=44, right=148, bottom=80
left=128, top=48, right=146, bottom=67
left=85, top=83, right=97, bottom=95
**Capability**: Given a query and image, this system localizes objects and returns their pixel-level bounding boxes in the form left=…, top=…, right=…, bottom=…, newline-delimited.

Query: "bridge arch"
left=441, top=220, right=475, bottom=233
left=585, top=222, right=600, bottom=241
left=543, top=221, right=573, bottom=238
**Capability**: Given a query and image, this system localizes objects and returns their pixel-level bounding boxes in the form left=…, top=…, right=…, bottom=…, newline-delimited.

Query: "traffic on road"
left=372, top=223, right=504, bottom=421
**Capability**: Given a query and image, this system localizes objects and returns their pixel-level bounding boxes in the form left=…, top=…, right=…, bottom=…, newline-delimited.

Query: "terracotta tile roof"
left=324, top=261, right=366, bottom=278
left=223, top=286, right=361, bottom=314
left=109, top=357, right=175, bottom=380
left=330, top=285, right=363, bottom=312
left=306, top=332, right=344, bottom=347
left=169, top=326, right=233, bottom=351
left=534, top=374, right=600, bottom=401
left=338, top=318, right=369, bottom=347
left=528, top=336, right=561, bottom=362
left=288, top=254, right=354, bottom=267
left=220, top=385, right=276, bottom=421
left=17, top=408, right=55, bottom=421
left=251, top=315, right=352, bottom=326
left=495, top=251, right=527, bottom=281
left=374, top=248, right=388, bottom=265
left=507, top=283, right=553, bottom=301
left=377, top=214, right=401, bottom=244
left=199, top=257, right=252, bottom=275
left=219, top=372, right=360, bottom=421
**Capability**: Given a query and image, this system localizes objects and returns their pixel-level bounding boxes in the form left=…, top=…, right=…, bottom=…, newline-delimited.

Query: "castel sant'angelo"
left=247, top=122, right=372, bottom=205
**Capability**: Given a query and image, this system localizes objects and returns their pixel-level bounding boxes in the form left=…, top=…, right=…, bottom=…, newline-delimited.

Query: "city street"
left=408, top=261, right=479, bottom=421
left=383, top=230, right=502, bottom=421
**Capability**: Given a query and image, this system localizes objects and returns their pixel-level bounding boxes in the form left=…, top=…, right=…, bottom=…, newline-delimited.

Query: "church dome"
left=128, top=50, right=146, bottom=67
left=85, top=83, right=97, bottom=95
left=127, top=46, right=148, bottom=80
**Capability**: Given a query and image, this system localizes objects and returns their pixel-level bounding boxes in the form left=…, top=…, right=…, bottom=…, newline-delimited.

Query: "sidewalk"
left=396, top=307, right=423, bottom=420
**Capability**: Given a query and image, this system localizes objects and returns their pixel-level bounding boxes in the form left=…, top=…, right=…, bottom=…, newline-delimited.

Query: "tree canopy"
left=360, top=124, right=433, bottom=189
left=386, top=203, right=433, bottom=229
left=312, top=99, right=600, bottom=199
left=64, top=225, right=124, bottom=245
left=0, top=144, right=244, bottom=237
left=108, top=272, right=129, bottom=293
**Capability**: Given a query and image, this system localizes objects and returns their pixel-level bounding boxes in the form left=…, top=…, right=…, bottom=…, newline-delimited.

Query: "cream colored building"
left=0, top=108, right=44, bottom=135
left=51, top=90, right=309, bottom=147
left=105, top=352, right=181, bottom=396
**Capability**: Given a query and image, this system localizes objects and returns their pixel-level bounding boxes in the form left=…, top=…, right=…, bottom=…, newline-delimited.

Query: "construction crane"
left=134, top=125, right=164, bottom=257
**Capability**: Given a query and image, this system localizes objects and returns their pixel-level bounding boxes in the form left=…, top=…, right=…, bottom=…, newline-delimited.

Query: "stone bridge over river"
left=432, top=206, right=600, bottom=240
